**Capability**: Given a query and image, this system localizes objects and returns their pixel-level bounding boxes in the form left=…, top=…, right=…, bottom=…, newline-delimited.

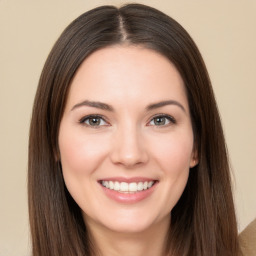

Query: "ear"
left=189, top=147, right=199, bottom=168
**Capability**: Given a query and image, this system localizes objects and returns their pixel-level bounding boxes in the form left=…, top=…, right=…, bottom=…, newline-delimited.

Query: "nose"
left=110, top=124, right=149, bottom=168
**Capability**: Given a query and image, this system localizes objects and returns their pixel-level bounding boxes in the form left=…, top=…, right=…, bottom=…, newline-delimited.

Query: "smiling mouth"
left=99, top=180, right=157, bottom=193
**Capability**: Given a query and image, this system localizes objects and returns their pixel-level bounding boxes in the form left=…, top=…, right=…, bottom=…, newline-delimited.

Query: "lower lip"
left=99, top=182, right=157, bottom=204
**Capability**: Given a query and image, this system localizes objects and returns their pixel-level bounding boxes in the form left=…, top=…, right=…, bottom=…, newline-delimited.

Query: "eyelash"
left=148, top=114, right=176, bottom=127
left=79, top=115, right=109, bottom=128
left=79, top=114, right=176, bottom=128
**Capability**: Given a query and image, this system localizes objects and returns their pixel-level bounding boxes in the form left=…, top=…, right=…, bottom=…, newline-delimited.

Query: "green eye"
left=80, top=115, right=107, bottom=127
left=155, top=117, right=168, bottom=125
left=88, top=117, right=102, bottom=126
left=149, top=115, right=176, bottom=126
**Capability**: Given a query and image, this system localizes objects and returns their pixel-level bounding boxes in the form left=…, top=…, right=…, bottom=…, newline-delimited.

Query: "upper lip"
left=98, top=177, right=158, bottom=183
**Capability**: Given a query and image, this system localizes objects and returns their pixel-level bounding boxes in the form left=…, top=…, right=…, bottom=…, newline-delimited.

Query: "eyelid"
left=78, top=113, right=176, bottom=127
left=147, top=113, right=176, bottom=126
left=79, top=114, right=109, bottom=127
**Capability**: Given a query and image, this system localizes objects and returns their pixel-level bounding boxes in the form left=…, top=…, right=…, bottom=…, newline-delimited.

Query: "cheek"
left=150, top=133, right=193, bottom=211
left=58, top=126, right=110, bottom=210
left=58, top=127, right=109, bottom=175
left=151, top=132, right=194, bottom=173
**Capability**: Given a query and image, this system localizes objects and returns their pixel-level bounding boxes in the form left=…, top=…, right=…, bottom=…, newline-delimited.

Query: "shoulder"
left=239, top=218, right=256, bottom=256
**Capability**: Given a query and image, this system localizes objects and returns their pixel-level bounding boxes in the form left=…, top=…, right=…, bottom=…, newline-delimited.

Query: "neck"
left=86, top=216, right=171, bottom=256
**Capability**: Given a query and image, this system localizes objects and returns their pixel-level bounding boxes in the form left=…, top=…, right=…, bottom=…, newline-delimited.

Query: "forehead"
left=65, top=45, right=188, bottom=111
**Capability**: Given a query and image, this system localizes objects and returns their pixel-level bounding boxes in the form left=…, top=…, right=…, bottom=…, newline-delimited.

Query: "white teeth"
left=137, top=182, right=144, bottom=191
left=148, top=181, right=154, bottom=188
left=114, top=181, right=120, bottom=191
left=101, top=180, right=155, bottom=193
left=120, top=182, right=128, bottom=192
left=109, top=181, right=114, bottom=189
left=102, top=181, right=109, bottom=188
left=128, top=182, right=137, bottom=192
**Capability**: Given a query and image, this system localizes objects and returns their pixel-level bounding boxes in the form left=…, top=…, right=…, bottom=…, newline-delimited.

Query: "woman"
left=28, top=3, right=240, bottom=256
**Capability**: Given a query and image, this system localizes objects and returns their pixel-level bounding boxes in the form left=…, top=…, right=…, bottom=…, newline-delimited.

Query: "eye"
left=148, top=115, right=176, bottom=126
left=79, top=115, right=108, bottom=127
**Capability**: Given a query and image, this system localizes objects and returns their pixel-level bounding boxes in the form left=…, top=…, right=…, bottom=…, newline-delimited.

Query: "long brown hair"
left=28, top=4, right=239, bottom=255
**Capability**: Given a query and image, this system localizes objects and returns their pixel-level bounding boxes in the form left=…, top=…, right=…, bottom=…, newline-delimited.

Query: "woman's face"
left=59, top=46, right=197, bottom=234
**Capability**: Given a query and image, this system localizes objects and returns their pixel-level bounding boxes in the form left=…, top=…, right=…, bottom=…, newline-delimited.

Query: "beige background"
left=0, top=0, right=255, bottom=255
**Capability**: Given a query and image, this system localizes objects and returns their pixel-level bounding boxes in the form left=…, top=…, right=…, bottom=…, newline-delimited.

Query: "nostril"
left=109, top=128, right=149, bottom=167
left=110, top=146, right=149, bottom=167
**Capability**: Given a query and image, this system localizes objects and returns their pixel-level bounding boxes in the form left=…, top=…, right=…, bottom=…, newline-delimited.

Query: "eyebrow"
left=71, top=99, right=185, bottom=112
left=71, top=100, right=114, bottom=111
left=146, top=100, right=186, bottom=112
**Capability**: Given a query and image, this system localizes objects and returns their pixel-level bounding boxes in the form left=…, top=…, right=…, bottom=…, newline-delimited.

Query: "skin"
left=58, top=45, right=198, bottom=256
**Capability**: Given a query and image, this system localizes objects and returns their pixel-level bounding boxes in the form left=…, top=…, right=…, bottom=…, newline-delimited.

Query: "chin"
left=107, top=219, right=153, bottom=234
left=85, top=209, right=170, bottom=235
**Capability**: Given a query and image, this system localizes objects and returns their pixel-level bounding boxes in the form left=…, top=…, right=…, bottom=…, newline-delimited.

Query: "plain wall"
left=0, top=0, right=255, bottom=255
